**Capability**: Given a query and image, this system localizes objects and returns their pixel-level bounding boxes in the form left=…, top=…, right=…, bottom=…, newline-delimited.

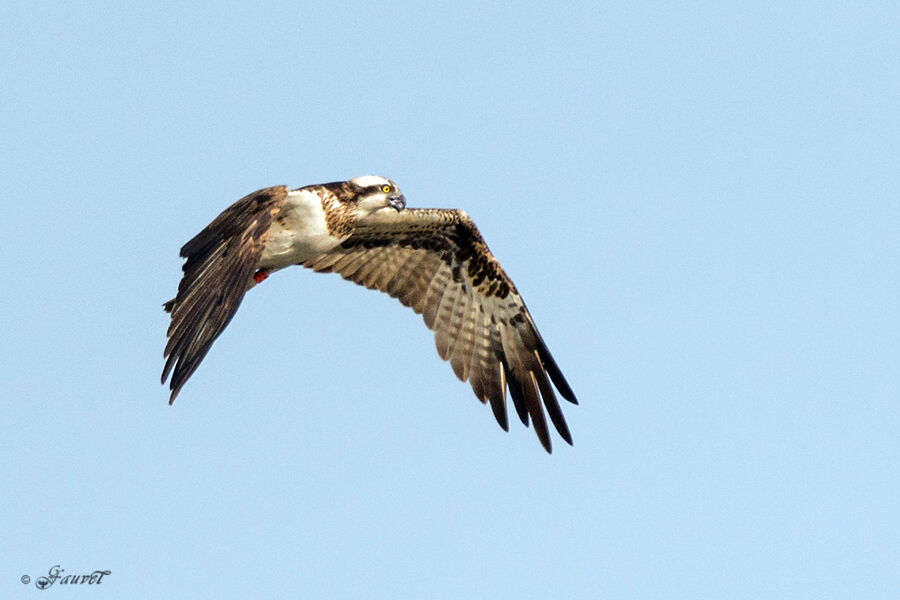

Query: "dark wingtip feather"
left=540, top=433, right=553, bottom=454
left=506, top=369, right=529, bottom=427
left=534, top=331, right=577, bottom=405
left=534, top=367, right=573, bottom=446
left=488, top=395, right=509, bottom=431
left=521, top=372, right=552, bottom=453
left=482, top=363, right=509, bottom=431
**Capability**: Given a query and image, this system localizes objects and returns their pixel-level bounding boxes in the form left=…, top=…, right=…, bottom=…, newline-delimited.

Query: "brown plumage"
left=162, top=177, right=577, bottom=452
left=162, top=186, right=289, bottom=402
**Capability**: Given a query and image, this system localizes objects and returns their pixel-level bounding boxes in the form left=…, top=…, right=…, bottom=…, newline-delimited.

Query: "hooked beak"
left=388, top=194, right=406, bottom=212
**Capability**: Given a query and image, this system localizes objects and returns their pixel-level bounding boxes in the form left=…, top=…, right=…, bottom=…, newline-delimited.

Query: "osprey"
left=162, top=176, right=577, bottom=452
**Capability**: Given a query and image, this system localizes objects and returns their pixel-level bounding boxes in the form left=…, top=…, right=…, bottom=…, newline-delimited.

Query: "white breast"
left=260, top=189, right=347, bottom=270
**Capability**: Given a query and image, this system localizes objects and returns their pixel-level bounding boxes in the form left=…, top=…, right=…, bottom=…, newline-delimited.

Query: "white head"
left=348, top=175, right=406, bottom=216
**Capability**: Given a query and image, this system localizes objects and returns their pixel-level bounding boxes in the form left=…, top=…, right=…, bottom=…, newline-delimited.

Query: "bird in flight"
left=162, top=176, right=577, bottom=452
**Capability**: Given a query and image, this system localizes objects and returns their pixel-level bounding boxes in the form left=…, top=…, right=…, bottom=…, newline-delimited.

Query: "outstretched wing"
left=162, top=186, right=289, bottom=404
left=303, top=208, right=577, bottom=452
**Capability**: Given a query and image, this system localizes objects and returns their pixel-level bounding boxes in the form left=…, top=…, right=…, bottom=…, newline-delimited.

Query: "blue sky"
left=2, top=1, right=898, bottom=598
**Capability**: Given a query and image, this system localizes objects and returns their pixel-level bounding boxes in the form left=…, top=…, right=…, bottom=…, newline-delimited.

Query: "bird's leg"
left=253, top=268, right=269, bottom=284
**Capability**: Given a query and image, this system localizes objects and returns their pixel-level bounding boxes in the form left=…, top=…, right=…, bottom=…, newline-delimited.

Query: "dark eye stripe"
left=356, top=183, right=392, bottom=197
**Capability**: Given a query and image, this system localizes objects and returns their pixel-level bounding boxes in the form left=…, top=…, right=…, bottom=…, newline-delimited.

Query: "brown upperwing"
left=162, top=186, right=290, bottom=404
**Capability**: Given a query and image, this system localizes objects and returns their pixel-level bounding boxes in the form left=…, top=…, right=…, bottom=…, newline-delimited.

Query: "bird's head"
left=348, top=175, right=406, bottom=217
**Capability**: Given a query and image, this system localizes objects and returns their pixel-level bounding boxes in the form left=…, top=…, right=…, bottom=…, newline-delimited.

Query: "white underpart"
left=259, top=189, right=347, bottom=270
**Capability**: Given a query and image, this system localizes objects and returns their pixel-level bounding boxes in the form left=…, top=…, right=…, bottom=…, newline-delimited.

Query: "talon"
left=253, top=268, right=269, bottom=284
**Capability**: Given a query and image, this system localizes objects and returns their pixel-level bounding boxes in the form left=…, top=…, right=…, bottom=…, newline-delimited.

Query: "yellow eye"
left=381, top=184, right=392, bottom=193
